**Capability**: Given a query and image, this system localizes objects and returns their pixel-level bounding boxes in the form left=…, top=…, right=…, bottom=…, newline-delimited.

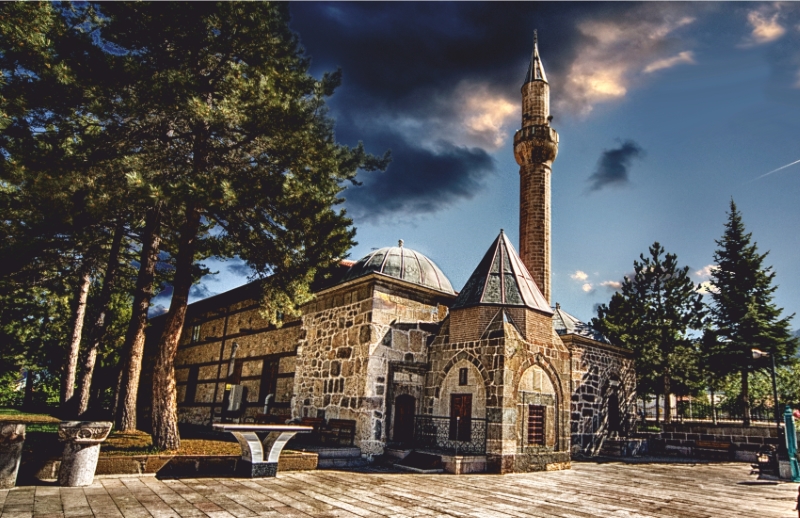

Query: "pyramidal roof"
left=451, top=230, right=552, bottom=314
left=524, top=30, right=548, bottom=84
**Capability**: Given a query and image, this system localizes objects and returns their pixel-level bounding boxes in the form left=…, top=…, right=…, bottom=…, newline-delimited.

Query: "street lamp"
left=752, top=348, right=781, bottom=429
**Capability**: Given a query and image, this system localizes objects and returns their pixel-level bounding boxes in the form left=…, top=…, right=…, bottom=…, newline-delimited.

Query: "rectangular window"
left=458, top=367, right=468, bottom=386
left=184, top=366, right=200, bottom=404
left=191, top=325, right=201, bottom=343
left=528, top=405, right=545, bottom=445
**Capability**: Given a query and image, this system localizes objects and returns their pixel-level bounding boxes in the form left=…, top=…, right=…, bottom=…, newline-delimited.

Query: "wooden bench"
left=694, top=440, right=732, bottom=460
left=325, top=419, right=356, bottom=446
left=212, top=424, right=311, bottom=477
left=695, top=440, right=731, bottom=451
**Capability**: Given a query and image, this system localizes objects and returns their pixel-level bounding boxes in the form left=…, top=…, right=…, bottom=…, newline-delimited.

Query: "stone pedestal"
left=0, top=422, right=25, bottom=489
left=57, top=421, right=112, bottom=487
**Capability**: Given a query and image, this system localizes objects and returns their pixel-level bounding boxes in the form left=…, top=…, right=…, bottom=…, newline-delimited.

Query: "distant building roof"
left=451, top=230, right=551, bottom=313
left=341, top=240, right=455, bottom=294
left=552, top=304, right=610, bottom=343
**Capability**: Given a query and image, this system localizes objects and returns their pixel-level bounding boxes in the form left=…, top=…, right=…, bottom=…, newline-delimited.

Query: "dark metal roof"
left=524, top=30, right=548, bottom=84
left=552, top=304, right=610, bottom=343
left=340, top=240, right=455, bottom=294
left=451, top=230, right=551, bottom=313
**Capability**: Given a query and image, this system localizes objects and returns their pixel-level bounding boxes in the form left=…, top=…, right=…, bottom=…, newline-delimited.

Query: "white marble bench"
left=212, top=424, right=312, bottom=477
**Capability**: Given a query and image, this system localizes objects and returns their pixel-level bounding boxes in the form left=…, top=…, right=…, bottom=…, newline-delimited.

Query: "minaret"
left=514, top=31, right=558, bottom=305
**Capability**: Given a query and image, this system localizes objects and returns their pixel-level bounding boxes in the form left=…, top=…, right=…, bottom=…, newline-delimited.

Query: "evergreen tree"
left=593, top=242, right=705, bottom=423
left=707, top=200, right=797, bottom=425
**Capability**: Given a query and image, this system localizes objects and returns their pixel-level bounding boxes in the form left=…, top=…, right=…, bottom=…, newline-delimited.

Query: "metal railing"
left=407, top=415, right=488, bottom=455
left=641, top=398, right=780, bottom=423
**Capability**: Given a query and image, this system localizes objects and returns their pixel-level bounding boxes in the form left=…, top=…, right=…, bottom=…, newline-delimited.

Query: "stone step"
left=317, top=456, right=370, bottom=469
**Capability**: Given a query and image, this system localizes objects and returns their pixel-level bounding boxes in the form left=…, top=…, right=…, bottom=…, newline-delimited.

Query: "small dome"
left=341, top=241, right=455, bottom=294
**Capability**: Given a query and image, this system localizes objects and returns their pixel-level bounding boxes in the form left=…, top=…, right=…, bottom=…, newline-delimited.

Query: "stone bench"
left=212, top=424, right=311, bottom=477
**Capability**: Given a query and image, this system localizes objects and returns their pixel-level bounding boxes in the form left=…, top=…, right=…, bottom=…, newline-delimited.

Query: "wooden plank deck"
left=1, top=460, right=797, bottom=517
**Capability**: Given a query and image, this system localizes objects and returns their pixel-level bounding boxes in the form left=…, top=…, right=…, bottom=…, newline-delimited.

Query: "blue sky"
left=158, top=2, right=800, bottom=326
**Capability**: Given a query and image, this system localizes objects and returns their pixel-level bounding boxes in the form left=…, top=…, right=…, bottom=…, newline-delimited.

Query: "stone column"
left=0, top=422, right=25, bottom=489
left=57, top=421, right=112, bottom=486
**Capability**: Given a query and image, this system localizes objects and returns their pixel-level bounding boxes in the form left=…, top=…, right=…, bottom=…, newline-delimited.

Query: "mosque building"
left=143, top=35, right=637, bottom=473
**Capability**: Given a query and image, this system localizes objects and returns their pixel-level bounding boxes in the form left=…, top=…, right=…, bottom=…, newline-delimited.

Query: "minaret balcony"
left=513, top=125, right=559, bottom=166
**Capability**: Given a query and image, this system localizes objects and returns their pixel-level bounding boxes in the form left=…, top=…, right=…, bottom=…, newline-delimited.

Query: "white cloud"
left=600, top=280, right=623, bottom=290
left=694, top=264, right=716, bottom=280
left=558, top=8, right=697, bottom=115
left=643, top=51, right=696, bottom=74
left=571, top=270, right=589, bottom=281
left=696, top=281, right=719, bottom=295
left=582, top=283, right=594, bottom=293
left=744, top=4, right=786, bottom=45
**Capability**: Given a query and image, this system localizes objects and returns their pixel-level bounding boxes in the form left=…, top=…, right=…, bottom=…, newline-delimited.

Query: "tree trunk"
left=116, top=204, right=162, bottom=432
left=71, top=223, right=125, bottom=417
left=22, top=368, right=35, bottom=411
left=151, top=204, right=201, bottom=451
left=61, top=265, right=91, bottom=406
left=741, top=368, right=751, bottom=426
left=655, top=394, right=660, bottom=424
left=663, top=374, right=672, bottom=424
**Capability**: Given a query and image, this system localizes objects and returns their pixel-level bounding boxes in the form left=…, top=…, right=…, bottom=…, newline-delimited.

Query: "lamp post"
left=752, top=348, right=781, bottom=429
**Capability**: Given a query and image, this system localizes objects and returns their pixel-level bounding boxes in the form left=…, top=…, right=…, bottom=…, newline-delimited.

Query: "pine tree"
left=707, top=200, right=797, bottom=425
left=593, top=242, right=705, bottom=423
left=94, top=3, right=387, bottom=449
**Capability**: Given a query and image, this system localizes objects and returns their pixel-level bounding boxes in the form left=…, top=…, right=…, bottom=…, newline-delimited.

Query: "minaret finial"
left=525, top=30, right=547, bottom=84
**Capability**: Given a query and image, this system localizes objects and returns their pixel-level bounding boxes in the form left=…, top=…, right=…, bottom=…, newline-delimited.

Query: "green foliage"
left=593, top=242, right=706, bottom=401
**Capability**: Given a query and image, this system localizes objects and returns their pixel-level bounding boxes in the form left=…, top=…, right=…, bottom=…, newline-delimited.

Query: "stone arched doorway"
left=518, top=364, right=558, bottom=449
left=392, top=394, right=416, bottom=444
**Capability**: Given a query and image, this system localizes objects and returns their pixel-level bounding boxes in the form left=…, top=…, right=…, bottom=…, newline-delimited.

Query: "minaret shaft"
left=519, top=164, right=551, bottom=304
left=514, top=32, right=558, bottom=304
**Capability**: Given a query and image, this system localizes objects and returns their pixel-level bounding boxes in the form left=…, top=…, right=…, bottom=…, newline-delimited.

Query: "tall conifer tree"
left=707, top=200, right=797, bottom=425
left=593, top=242, right=705, bottom=422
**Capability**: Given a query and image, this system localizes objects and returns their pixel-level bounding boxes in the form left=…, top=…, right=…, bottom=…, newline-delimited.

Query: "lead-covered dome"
left=341, top=240, right=455, bottom=294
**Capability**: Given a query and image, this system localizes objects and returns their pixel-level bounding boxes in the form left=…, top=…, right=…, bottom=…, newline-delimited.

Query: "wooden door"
left=393, top=395, right=416, bottom=444
left=450, top=394, right=472, bottom=441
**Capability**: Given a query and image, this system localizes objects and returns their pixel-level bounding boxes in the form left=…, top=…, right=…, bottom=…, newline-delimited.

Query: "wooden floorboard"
left=1, top=460, right=797, bottom=518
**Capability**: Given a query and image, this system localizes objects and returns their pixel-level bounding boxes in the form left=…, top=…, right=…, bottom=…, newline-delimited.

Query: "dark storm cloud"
left=288, top=3, right=600, bottom=217
left=343, top=134, right=495, bottom=221
left=587, top=140, right=645, bottom=192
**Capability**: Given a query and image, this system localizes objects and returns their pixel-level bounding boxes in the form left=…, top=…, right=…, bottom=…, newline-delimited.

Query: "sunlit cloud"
left=558, top=9, right=697, bottom=115
left=696, top=281, right=719, bottom=295
left=571, top=270, right=589, bottom=281
left=643, top=51, right=695, bottom=74
left=600, top=280, right=623, bottom=291
left=582, top=283, right=594, bottom=293
left=392, top=81, right=516, bottom=154
left=743, top=4, right=786, bottom=46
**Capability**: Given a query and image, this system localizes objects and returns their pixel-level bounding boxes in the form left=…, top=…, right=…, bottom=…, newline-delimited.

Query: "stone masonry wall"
left=566, top=336, right=636, bottom=455
left=293, top=277, right=450, bottom=456
left=173, top=298, right=301, bottom=426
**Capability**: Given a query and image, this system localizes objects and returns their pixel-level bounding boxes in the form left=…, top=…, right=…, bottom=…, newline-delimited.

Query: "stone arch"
left=434, top=349, right=492, bottom=390
left=602, top=371, right=623, bottom=436
left=434, top=359, right=487, bottom=419
left=514, top=354, right=565, bottom=451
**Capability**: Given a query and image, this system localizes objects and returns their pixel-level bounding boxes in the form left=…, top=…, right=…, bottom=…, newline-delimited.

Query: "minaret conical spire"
left=524, top=30, right=548, bottom=84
